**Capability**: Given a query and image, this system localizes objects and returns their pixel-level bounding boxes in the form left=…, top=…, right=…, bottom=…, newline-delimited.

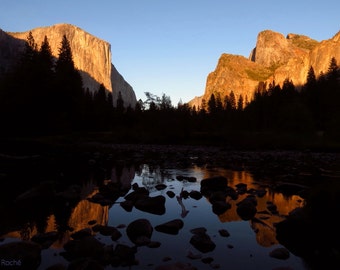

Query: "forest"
left=1, top=32, right=340, bottom=149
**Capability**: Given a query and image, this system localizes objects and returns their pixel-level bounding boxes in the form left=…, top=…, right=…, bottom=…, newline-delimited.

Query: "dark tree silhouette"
left=54, top=34, right=84, bottom=131
left=207, top=93, right=216, bottom=114
left=116, top=91, right=125, bottom=113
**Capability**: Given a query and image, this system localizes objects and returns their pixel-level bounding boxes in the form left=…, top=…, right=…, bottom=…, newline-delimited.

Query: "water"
left=0, top=163, right=308, bottom=270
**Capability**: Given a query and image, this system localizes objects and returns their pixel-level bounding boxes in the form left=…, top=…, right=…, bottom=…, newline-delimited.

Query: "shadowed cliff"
left=0, top=23, right=136, bottom=107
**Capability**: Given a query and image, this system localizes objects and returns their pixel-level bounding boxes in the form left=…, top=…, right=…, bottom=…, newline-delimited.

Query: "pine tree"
left=116, top=91, right=125, bottom=113
left=237, top=94, right=244, bottom=111
left=38, top=35, right=54, bottom=79
left=228, top=91, right=236, bottom=111
left=54, top=35, right=84, bottom=130
left=56, top=35, right=74, bottom=75
left=207, top=93, right=216, bottom=114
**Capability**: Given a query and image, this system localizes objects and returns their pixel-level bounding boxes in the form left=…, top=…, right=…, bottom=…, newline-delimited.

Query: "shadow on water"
left=0, top=149, right=339, bottom=270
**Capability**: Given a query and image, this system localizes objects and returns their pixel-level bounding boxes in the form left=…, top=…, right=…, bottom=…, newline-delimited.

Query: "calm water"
left=0, top=163, right=308, bottom=270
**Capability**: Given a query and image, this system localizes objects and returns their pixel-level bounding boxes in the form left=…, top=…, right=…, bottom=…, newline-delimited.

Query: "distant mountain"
left=189, top=29, right=340, bottom=108
left=0, top=23, right=137, bottom=107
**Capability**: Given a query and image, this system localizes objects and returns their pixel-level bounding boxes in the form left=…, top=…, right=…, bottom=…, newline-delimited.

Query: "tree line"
left=0, top=32, right=124, bottom=134
left=1, top=32, right=340, bottom=147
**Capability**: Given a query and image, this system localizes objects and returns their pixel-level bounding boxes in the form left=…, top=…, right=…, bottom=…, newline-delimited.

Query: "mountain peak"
left=190, top=29, right=340, bottom=108
left=1, top=24, right=136, bottom=107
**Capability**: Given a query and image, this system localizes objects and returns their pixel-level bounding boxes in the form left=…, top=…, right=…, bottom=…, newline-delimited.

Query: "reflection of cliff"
left=200, top=168, right=304, bottom=247
left=1, top=187, right=108, bottom=249
left=68, top=190, right=109, bottom=231
left=51, top=189, right=109, bottom=248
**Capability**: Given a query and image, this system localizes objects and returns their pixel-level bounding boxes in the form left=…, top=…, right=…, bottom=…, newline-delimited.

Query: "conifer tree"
left=207, top=93, right=216, bottom=114
left=38, top=35, right=54, bottom=79
left=55, top=35, right=84, bottom=130
left=116, top=91, right=125, bottom=113
left=228, top=91, right=236, bottom=111
left=237, top=94, right=244, bottom=111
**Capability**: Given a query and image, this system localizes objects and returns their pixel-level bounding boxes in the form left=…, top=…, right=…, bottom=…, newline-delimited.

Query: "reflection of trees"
left=137, top=164, right=166, bottom=191
left=1, top=182, right=109, bottom=249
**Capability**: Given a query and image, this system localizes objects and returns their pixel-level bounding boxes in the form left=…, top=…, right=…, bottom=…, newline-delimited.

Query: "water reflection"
left=0, top=163, right=308, bottom=269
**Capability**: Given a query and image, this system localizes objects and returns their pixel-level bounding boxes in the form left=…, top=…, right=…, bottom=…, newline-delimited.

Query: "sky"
left=1, top=0, right=339, bottom=104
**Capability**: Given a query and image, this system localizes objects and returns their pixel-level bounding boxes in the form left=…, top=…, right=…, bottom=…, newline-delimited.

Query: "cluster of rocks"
left=0, top=173, right=297, bottom=269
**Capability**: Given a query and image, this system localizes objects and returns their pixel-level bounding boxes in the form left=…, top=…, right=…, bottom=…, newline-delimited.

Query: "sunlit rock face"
left=190, top=54, right=271, bottom=109
left=200, top=170, right=304, bottom=247
left=1, top=23, right=137, bottom=107
left=190, top=29, right=340, bottom=109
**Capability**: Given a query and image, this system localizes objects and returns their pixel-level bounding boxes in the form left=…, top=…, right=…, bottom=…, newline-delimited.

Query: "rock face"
left=0, top=23, right=137, bottom=107
left=189, top=29, right=340, bottom=109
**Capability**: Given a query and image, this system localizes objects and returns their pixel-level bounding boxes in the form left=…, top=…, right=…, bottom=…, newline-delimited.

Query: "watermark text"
left=1, top=259, right=22, bottom=267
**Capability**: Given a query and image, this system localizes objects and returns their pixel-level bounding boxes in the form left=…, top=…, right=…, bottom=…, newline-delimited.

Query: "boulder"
left=236, top=196, right=257, bottom=220
left=134, top=195, right=166, bottom=215
left=155, top=219, right=184, bottom=235
left=126, top=219, right=153, bottom=246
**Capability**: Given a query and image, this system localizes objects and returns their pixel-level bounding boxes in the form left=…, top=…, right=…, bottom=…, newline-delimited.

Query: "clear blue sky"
left=1, top=0, right=339, bottom=104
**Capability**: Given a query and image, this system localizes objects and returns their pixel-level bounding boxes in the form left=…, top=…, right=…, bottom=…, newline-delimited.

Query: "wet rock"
left=218, top=229, right=230, bottom=237
left=0, top=241, right=41, bottom=270
left=124, top=188, right=149, bottom=202
left=155, top=219, right=184, bottom=235
left=209, top=191, right=227, bottom=204
left=88, top=220, right=97, bottom=225
left=269, top=248, right=290, bottom=260
left=134, top=195, right=166, bottom=215
left=155, top=183, right=167, bottom=190
left=255, top=189, right=267, bottom=197
left=187, top=177, right=197, bottom=183
left=120, top=200, right=134, bottom=212
left=166, top=190, right=176, bottom=198
left=224, top=187, right=238, bottom=201
left=236, top=196, right=257, bottom=220
left=62, top=236, right=104, bottom=261
left=180, top=190, right=190, bottom=199
left=176, top=175, right=185, bottom=181
left=110, top=229, right=123, bottom=241
left=176, top=176, right=197, bottom=183
left=212, top=201, right=231, bottom=215
left=189, top=190, right=202, bottom=200
left=235, top=183, right=247, bottom=194
left=200, top=176, right=228, bottom=197
left=126, top=218, right=153, bottom=246
left=190, top=230, right=216, bottom=253
left=267, top=201, right=278, bottom=214
left=92, top=225, right=121, bottom=237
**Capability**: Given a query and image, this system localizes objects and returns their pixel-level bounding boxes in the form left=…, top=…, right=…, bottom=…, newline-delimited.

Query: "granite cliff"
left=0, top=23, right=137, bottom=107
left=189, top=29, right=340, bottom=109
